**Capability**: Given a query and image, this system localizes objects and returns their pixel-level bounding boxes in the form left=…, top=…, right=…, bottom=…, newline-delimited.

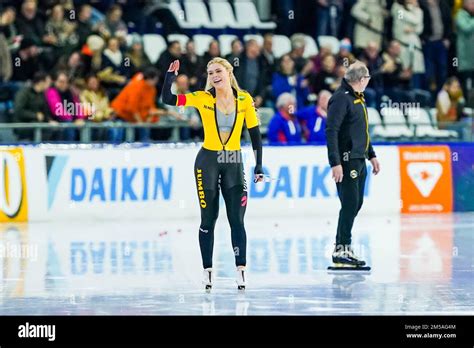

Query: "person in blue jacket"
left=295, top=90, right=332, bottom=143
left=272, top=54, right=309, bottom=109
left=267, top=93, right=302, bottom=145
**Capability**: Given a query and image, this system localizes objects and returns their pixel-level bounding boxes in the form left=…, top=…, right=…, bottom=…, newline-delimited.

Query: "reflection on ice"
left=0, top=213, right=472, bottom=315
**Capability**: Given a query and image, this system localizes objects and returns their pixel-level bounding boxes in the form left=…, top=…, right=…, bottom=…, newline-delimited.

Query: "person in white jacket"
left=351, top=0, right=388, bottom=51
left=391, top=0, right=426, bottom=89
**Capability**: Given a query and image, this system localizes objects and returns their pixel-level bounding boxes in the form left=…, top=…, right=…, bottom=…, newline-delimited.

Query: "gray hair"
left=276, top=92, right=296, bottom=109
left=290, top=33, right=306, bottom=49
left=344, top=61, right=369, bottom=83
left=318, top=89, right=332, bottom=100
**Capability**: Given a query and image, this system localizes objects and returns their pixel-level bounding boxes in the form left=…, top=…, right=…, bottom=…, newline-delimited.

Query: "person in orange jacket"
left=111, top=67, right=181, bottom=141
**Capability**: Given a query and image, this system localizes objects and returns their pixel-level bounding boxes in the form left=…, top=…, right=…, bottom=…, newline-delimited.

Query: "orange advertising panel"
left=0, top=148, right=28, bottom=222
left=399, top=145, right=452, bottom=213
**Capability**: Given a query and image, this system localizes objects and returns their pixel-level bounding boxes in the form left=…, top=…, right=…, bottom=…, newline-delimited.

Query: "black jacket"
left=325, top=78, right=376, bottom=167
left=14, top=85, right=51, bottom=122
left=232, top=53, right=265, bottom=99
left=419, top=0, right=452, bottom=42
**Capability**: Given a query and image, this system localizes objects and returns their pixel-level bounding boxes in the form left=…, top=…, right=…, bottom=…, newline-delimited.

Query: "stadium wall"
left=0, top=143, right=472, bottom=222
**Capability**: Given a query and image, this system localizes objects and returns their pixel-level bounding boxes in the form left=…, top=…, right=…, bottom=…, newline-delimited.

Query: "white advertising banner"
left=1, top=144, right=400, bottom=222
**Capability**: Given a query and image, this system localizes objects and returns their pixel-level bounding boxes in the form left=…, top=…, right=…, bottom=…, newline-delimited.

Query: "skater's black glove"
left=254, top=164, right=264, bottom=183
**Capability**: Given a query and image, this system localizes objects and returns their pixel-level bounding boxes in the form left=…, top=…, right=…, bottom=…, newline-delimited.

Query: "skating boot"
left=236, top=267, right=246, bottom=290
left=202, top=268, right=212, bottom=291
left=329, top=245, right=371, bottom=272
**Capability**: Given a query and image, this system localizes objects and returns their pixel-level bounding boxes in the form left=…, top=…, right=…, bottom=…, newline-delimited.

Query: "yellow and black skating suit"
left=161, top=70, right=263, bottom=269
left=175, top=88, right=259, bottom=151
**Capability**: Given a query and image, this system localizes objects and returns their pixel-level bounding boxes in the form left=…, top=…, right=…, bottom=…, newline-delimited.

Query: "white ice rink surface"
left=0, top=213, right=472, bottom=315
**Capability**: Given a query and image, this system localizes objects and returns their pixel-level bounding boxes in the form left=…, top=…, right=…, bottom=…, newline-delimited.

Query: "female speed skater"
left=162, top=58, right=264, bottom=290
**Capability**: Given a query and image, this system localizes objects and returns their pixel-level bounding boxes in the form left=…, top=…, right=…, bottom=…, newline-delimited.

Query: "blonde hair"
left=205, top=57, right=241, bottom=92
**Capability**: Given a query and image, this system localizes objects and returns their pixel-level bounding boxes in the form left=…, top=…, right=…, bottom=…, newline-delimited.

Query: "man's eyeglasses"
left=363, top=75, right=371, bottom=79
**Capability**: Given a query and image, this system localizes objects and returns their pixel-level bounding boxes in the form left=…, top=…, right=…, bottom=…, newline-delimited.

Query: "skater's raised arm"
left=162, top=60, right=205, bottom=108
left=161, top=60, right=179, bottom=106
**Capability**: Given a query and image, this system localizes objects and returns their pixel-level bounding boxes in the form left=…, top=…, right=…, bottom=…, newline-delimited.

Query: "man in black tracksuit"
left=325, top=61, right=380, bottom=267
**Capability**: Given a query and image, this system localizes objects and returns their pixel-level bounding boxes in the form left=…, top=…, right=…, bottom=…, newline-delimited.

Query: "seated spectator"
left=96, top=4, right=128, bottom=45
left=15, top=0, right=46, bottom=47
left=124, top=34, right=152, bottom=78
left=310, top=54, right=339, bottom=93
left=55, top=51, right=87, bottom=84
left=267, top=92, right=302, bottom=145
left=233, top=39, right=264, bottom=107
left=13, top=71, right=56, bottom=140
left=0, top=10, right=13, bottom=90
left=335, top=38, right=356, bottom=68
left=111, top=67, right=178, bottom=142
left=11, top=37, right=44, bottom=82
left=44, top=4, right=78, bottom=58
left=0, top=6, right=21, bottom=52
left=296, top=90, right=332, bottom=143
left=156, top=40, right=182, bottom=83
left=261, top=33, right=276, bottom=89
left=80, top=74, right=115, bottom=141
left=180, top=40, right=203, bottom=91
left=225, top=38, right=243, bottom=66
left=80, top=34, right=105, bottom=74
left=272, top=54, right=310, bottom=109
left=358, top=41, right=384, bottom=108
left=289, top=34, right=313, bottom=76
left=76, top=4, right=94, bottom=48
left=381, top=40, right=431, bottom=106
left=436, top=76, right=465, bottom=125
left=202, top=40, right=221, bottom=63
left=98, top=36, right=127, bottom=96
left=45, top=70, right=87, bottom=141
left=311, top=45, right=332, bottom=75
left=80, top=74, right=113, bottom=121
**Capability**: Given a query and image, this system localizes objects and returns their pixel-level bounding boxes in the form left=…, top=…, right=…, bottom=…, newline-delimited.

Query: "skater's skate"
left=332, top=246, right=366, bottom=267
left=236, top=267, right=246, bottom=290
left=329, top=245, right=371, bottom=272
left=202, top=268, right=212, bottom=291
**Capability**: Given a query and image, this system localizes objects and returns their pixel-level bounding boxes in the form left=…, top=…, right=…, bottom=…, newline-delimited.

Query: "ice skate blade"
left=237, top=285, right=246, bottom=291
left=205, top=285, right=212, bottom=292
left=328, top=264, right=371, bottom=273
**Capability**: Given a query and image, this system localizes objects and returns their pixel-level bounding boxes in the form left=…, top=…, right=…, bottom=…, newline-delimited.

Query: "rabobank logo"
left=46, top=155, right=173, bottom=207
left=0, top=148, right=28, bottom=221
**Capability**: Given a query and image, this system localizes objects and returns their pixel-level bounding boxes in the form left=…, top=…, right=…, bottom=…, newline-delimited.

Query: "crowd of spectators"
left=0, top=0, right=472, bottom=143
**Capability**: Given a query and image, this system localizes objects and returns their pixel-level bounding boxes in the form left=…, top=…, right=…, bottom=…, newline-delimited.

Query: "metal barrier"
left=0, top=119, right=197, bottom=143
left=0, top=117, right=472, bottom=144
